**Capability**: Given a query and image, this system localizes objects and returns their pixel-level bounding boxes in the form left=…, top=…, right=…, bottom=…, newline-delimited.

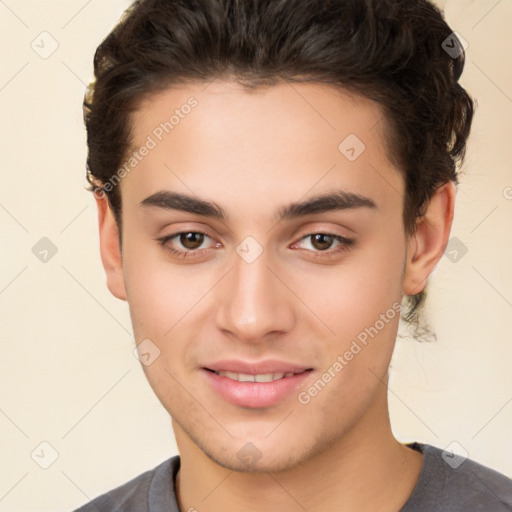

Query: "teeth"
left=255, top=373, right=284, bottom=382
left=217, top=371, right=296, bottom=382
left=221, top=371, right=240, bottom=380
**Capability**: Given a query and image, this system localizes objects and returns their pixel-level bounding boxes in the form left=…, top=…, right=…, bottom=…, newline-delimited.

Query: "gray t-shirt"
left=73, top=442, right=512, bottom=511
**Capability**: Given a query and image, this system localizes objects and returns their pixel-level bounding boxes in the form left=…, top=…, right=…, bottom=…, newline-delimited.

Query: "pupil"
left=312, top=234, right=332, bottom=251
left=181, top=232, right=203, bottom=249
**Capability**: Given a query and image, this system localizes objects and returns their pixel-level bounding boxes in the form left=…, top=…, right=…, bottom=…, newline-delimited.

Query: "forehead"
left=122, top=79, right=402, bottom=219
left=130, top=79, right=389, bottom=153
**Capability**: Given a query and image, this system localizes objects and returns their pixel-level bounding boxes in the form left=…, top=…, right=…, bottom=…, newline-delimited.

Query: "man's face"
left=115, top=80, right=409, bottom=472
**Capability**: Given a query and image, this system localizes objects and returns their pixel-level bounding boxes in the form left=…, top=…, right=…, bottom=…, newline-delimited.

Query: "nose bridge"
left=215, top=247, right=294, bottom=340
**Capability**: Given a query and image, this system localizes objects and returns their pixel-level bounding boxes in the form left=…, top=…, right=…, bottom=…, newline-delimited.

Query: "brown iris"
left=179, top=232, right=205, bottom=250
left=309, top=233, right=335, bottom=251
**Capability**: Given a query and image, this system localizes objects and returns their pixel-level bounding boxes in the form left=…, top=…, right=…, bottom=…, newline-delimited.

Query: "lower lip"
left=201, top=368, right=313, bottom=408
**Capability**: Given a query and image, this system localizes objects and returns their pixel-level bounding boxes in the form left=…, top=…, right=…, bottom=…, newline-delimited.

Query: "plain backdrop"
left=1, top=1, right=511, bottom=511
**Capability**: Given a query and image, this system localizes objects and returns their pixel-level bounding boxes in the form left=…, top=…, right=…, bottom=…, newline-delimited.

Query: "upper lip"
left=203, top=359, right=313, bottom=375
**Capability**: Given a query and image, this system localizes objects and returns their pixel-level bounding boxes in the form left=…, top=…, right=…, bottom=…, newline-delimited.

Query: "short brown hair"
left=83, top=0, right=474, bottom=331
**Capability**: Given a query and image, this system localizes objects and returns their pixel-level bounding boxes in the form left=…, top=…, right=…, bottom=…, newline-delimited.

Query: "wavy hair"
left=83, top=0, right=474, bottom=333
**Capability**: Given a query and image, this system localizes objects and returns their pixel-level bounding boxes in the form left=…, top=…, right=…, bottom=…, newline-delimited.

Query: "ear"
left=94, top=191, right=127, bottom=301
left=402, top=181, right=456, bottom=295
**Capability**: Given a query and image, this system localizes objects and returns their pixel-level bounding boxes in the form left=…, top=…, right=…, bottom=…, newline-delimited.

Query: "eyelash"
left=156, top=231, right=355, bottom=260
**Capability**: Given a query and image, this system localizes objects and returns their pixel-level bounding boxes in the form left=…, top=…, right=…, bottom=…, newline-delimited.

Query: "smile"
left=202, top=367, right=314, bottom=408
left=211, top=370, right=299, bottom=382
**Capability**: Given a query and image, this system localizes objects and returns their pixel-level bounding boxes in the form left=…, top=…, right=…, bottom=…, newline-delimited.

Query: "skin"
left=95, top=80, right=455, bottom=511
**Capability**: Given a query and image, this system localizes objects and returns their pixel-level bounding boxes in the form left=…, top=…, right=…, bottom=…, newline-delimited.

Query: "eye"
left=293, top=233, right=354, bottom=257
left=156, top=231, right=218, bottom=259
left=156, top=231, right=355, bottom=260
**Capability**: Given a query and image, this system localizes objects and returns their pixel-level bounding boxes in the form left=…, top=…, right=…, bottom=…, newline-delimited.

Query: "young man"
left=75, top=0, right=512, bottom=510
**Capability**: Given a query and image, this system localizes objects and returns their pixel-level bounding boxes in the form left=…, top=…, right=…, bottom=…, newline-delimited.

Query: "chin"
left=207, top=449, right=304, bottom=474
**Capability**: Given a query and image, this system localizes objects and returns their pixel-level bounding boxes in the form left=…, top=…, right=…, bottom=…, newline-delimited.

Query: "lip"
left=201, top=359, right=314, bottom=408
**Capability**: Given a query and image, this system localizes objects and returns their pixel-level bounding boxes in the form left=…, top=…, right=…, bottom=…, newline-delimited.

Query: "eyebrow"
left=139, top=189, right=377, bottom=222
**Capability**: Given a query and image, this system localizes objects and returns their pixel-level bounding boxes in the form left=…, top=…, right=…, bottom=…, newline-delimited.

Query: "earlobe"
left=94, top=192, right=127, bottom=301
left=402, top=181, right=456, bottom=296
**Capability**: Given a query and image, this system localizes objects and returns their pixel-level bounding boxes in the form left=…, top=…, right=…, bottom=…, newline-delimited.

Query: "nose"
left=214, top=247, right=296, bottom=344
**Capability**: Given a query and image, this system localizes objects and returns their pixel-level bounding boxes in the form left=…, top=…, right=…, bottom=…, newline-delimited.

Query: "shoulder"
left=71, top=455, right=180, bottom=512
left=402, top=442, right=512, bottom=512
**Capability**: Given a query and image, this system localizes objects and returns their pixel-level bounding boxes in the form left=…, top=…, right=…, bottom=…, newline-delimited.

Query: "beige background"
left=1, top=1, right=511, bottom=510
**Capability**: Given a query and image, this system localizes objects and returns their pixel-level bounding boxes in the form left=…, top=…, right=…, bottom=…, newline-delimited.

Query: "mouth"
left=203, top=368, right=311, bottom=382
left=201, top=366, right=314, bottom=408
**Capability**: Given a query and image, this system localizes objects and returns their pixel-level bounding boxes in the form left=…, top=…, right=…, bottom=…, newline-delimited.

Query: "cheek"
left=123, top=234, right=204, bottom=336
left=292, top=230, right=405, bottom=410
left=123, top=246, right=216, bottom=394
left=291, top=232, right=405, bottom=341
